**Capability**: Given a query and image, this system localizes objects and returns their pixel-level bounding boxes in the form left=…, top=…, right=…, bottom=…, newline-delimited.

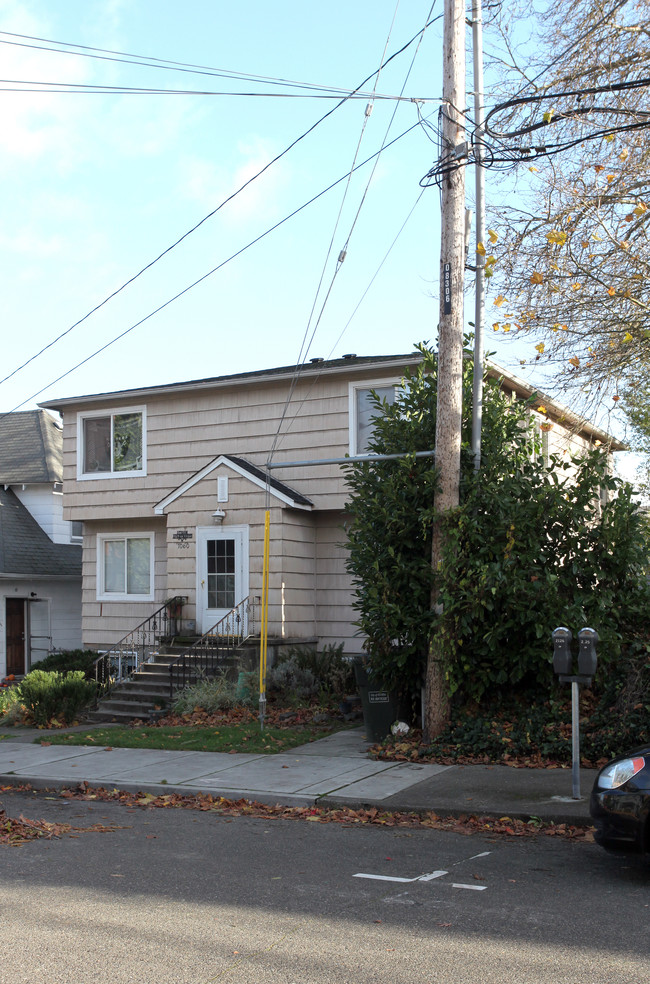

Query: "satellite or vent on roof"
left=309, top=357, right=324, bottom=363
left=341, top=353, right=357, bottom=360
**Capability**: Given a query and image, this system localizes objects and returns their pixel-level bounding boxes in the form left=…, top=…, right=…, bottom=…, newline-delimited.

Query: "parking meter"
left=577, top=627, right=598, bottom=679
left=552, top=627, right=573, bottom=676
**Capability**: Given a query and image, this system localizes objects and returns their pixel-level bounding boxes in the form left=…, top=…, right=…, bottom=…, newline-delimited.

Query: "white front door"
left=196, top=526, right=249, bottom=633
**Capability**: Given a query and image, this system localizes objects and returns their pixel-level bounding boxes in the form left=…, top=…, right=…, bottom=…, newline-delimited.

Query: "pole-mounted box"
left=552, top=626, right=573, bottom=676
left=577, top=627, right=599, bottom=678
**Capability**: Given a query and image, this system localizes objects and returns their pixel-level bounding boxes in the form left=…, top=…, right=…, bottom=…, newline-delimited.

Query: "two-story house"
left=39, top=353, right=621, bottom=658
left=0, top=410, right=82, bottom=677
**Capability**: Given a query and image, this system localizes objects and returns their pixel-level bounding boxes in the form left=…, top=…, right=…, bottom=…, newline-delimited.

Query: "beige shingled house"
left=40, top=353, right=621, bottom=660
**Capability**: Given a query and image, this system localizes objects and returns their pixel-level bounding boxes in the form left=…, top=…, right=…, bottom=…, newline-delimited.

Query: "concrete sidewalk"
left=0, top=725, right=597, bottom=824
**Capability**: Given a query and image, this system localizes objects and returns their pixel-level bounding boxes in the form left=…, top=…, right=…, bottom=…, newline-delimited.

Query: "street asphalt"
left=0, top=723, right=597, bottom=824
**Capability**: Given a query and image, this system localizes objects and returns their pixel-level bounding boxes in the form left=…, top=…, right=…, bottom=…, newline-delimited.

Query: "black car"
left=590, top=745, right=650, bottom=854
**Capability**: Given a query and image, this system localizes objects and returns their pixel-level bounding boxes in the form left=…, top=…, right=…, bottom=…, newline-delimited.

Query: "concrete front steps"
left=86, top=641, right=263, bottom=724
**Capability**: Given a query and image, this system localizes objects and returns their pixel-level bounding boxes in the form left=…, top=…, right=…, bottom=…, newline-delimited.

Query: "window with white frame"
left=97, top=533, right=154, bottom=601
left=78, top=408, right=146, bottom=478
left=349, top=380, right=401, bottom=455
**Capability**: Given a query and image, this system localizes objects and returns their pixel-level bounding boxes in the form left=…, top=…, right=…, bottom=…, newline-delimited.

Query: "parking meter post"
left=571, top=680, right=580, bottom=800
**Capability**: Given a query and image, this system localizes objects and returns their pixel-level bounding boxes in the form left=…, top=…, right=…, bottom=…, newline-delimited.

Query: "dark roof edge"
left=39, top=354, right=422, bottom=409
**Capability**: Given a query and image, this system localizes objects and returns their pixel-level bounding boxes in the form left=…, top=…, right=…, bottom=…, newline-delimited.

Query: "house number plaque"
left=173, top=530, right=193, bottom=549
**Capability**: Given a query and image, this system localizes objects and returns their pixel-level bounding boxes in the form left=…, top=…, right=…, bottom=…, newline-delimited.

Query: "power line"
left=5, top=118, right=422, bottom=417
left=0, top=28, right=436, bottom=99
left=0, top=79, right=435, bottom=100
left=267, top=2, right=440, bottom=463
left=0, top=15, right=441, bottom=391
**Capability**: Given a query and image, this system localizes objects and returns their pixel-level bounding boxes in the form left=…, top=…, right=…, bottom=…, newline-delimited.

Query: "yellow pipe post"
left=259, top=510, right=270, bottom=730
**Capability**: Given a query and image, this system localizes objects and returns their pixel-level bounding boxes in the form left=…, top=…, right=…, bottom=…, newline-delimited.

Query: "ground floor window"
left=97, top=533, right=154, bottom=601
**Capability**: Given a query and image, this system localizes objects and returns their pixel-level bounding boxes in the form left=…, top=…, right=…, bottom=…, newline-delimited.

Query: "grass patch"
left=39, top=721, right=342, bottom=754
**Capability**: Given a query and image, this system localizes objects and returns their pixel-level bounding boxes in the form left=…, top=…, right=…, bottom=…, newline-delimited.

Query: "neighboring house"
left=39, top=354, right=623, bottom=657
left=0, top=410, right=82, bottom=677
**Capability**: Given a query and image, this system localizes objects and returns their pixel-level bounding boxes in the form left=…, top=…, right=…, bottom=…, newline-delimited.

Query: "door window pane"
left=207, top=539, right=236, bottom=610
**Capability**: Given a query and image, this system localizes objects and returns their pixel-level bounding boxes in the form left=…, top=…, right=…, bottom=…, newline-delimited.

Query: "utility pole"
left=471, top=0, right=486, bottom=470
left=424, top=0, right=466, bottom=740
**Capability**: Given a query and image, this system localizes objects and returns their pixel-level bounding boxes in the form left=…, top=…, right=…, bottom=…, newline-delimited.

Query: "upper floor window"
left=78, top=407, right=146, bottom=479
left=349, top=380, right=400, bottom=455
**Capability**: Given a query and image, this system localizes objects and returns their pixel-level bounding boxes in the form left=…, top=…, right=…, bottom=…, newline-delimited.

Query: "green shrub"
left=18, top=670, right=96, bottom=726
left=0, top=685, right=22, bottom=724
left=266, top=658, right=319, bottom=701
left=172, top=673, right=252, bottom=715
left=32, top=649, right=99, bottom=680
left=268, top=644, right=354, bottom=701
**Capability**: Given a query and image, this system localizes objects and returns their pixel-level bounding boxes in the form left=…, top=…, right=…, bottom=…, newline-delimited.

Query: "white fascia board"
left=154, top=455, right=312, bottom=515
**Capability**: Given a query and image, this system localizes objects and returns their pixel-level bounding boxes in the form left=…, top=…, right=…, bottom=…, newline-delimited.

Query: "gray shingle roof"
left=0, top=410, right=63, bottom=484
left=0, top=487, right=81, bottom=577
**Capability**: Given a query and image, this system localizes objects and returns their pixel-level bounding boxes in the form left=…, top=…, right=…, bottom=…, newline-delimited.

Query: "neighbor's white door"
left=196, top=526, right=249, bottom=633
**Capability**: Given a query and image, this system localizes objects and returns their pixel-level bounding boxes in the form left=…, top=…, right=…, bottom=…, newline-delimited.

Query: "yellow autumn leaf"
left=606, top=175, right=615, bottom=182
left=488, top=229, right=499, bottom=244
left=603, top=133, right=615, bottom=143
left=486, top=255, right=497, bottom=265
left=607, top=287, right=616, bottom=296
left=492, top=323, right=500, bottom=332
left=619, top=149, right=629, bottom=161
left=633, top=203, right=648, bottom=216
left=545, top=229, right=567, bottom=246
left=530, top=272, right=544, bottom=284
left=493, top=295, right=507, bottom=308
left=476, top=241, right=486, bottom=255
left=543, top=110, right=555, bottom=124
left=569, top=356, right=580, bottom=367
left=571, top=283, right=583, bottom=291
left=529, top=166, right=539, bottom=172
left=503, top=324, right=511, bottom=333
left=623, top=332, right=633, bottom=342
left=537, top=406, right=547, bottom=414
left=535, top=342, right=545, bottom=354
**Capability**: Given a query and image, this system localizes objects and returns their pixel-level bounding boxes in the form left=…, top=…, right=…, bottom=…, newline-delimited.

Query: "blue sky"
left=0, top=0, right=636, bottom=480
left=0, top=0, right=449, bottom=408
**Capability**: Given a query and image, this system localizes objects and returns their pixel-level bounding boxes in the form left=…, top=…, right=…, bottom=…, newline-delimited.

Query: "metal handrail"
left=169, top=596, right=255, bottom=699
left=94, top=596, right=186, bottom=697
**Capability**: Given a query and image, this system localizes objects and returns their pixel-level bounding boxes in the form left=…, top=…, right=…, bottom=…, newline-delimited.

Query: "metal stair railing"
left=169, top=596, right=255, bottom=699
left=94, top=596, right=187, bottom=697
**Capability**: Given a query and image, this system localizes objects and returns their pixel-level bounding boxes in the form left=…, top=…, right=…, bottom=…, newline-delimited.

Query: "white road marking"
left=354, top=852, right=491, bottom=889
left=353, top=870, right=448, bottom=883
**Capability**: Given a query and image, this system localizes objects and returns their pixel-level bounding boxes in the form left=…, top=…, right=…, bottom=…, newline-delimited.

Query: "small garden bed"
left=368, top=693, right=650, bottom=769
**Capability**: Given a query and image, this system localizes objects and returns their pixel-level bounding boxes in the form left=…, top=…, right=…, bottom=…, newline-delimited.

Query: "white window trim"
left=96, top=532, right=155, bottom=602
left=77, top=406, right=147, bottom=480
left=348, top=377, right=403, bottom=456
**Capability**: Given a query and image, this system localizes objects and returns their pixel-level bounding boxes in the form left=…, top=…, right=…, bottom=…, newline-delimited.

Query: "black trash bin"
left=353, top=658, right=398, bottom=743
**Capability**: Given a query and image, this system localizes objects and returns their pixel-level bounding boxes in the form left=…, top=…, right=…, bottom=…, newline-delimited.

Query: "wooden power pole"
left=424, top=0, right=467, bottom=740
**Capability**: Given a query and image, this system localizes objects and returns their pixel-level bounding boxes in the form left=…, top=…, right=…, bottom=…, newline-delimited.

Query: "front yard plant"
left=1, top=670, right=96, bottom=727
left=344, top=343, right=650, bottom=730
